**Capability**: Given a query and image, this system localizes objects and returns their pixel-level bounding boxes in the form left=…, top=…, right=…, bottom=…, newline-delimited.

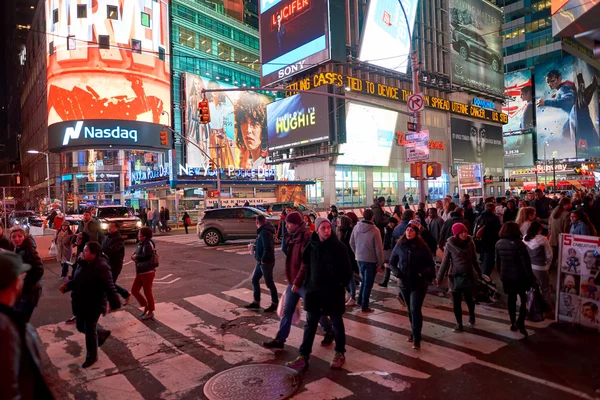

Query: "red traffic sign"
left=407, top=93, right=425, bottom=113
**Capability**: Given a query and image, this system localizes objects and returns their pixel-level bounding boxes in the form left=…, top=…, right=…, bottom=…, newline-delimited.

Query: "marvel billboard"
left=449, top=0, right=503, bottom=96
left=451, top=117, right=504, bottom=176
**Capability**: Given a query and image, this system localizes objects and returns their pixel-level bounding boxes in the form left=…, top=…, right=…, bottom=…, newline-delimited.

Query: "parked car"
left=197, top=207, right=280, bottom=246
left=452, top=26, right=501, bottom=73
left=269, top=202, right=317, bottom=220
left=92, top=206, right=142, bottom=239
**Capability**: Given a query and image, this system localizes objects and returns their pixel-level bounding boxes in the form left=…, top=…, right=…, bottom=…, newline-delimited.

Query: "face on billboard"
left=259, top=0, right=330, bottom=85
left=503, top=70, right=534, bottom=134
left=535, top=56, right=600, bottom=159
left=358, top=0, right=418, bottom=74
left=451, top=118, right=503, bottom=176
left=45, top=0, right=171, bottom=129
left=266, top=92, right=330, bottom=150
left=449, top=0, right=503, bottom=96
left=503, top=132, right=534, bottom=168
left=184, top=73, right=271, bottom=170
left=335, top=103, right=398, bottom=166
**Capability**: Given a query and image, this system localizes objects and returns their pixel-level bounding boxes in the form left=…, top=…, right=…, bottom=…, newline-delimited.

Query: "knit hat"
left=451, top=222, right=468, bottom=237
left=314, top=217, right=331, bottom=231
left=285, top=211, right=303, bottom=226
left=406, top=220, right=421, bottom=234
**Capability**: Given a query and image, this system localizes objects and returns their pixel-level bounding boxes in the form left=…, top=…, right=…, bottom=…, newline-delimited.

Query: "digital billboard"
left=503, top=132, right=534, bottom=168
left=358, top=0, right=418, bottom=74
left=184, top=73, right=272, bottom=170
left=335, top=102, right=398, bottom=166
left=503, top=70, right=534, bottom=134
left=449, top=0, right=503, bottom=96
left=45, top=0, right=171, bottom=148
left=534, top=55, right=599, bottom=159
left=259, top=0, right=332, bottom=85
left=266, top=92, right=330, bottom=150
left=451, top=117, right=504, bottom=176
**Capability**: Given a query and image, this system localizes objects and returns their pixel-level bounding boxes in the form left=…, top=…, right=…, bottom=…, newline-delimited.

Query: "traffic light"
left=199, top=99, right=211, bottom=124
left=425, top=162, right=442, bottom=179
left=159, top=131, right=169, bottom=146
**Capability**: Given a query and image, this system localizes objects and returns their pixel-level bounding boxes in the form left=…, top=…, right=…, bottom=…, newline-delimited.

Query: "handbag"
left=277, top=289, right=302, bottom=324
left=450, top=273, right=471, bottom=291
left=49, top=242, right=58, bottom=257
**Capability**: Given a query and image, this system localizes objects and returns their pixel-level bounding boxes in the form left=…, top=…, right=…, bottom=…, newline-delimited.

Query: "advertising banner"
left=449, top=0, right=503, bottom=96
left=335, top=102, right=398, bottom=166
left=557, top=234, right=600, bottom=331
left=457, top=164, right=483, bottom=190
left=503, top=132, right=534, bottom=167
left=184, top=73, right=271, bottom=170
left=534, top=56, right=599, bottom=159
left=358, top=0, right=418, bottom=74
left=276, top=185, right=307, bottom=203
left=451, top=118, right=504, bottom=176
left=503, top=70, right=534, bottom=134
left=259, top=0, right=331, bottom=85
left=45, top=0, right=171, bottom=129
left=266, top=92, right=330, bottom=150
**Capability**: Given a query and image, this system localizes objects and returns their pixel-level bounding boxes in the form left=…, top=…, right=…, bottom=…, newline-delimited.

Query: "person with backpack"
left=182, top=212, right=191, bottom=234
left=473, top=202, right=502, bottom=277
left=131, top=227, right=158, bottom=320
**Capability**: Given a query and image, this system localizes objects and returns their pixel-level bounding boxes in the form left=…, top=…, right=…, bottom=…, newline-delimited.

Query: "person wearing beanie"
left=285, top=211, right=303, bottom=226
left=378, top=216, right=399, bottom=288
left=245, top=215, right=278, bottom=312
left=437, top=222, right=480, bottom=332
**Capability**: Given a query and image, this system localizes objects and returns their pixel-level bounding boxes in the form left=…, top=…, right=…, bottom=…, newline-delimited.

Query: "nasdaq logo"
left=62, top=121, right=138, bottom=146
left=63, top=121, right=84, bottom=145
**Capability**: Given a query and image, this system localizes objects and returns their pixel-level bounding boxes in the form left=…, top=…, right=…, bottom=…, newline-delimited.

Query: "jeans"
left=152, top=220, right=159, bottom=233
left=76, top=312, right=109, bottom=361
left=399, top=285, right=428, bottom=343
left=482, top=251, right=495, bottom=277
left=507, top=291, right=527, bottom=327
left=533, top=270, right=551, bottom=306
left=112, top=269, right=130, bottom=299
left=251, top=263, right=278, bottom=305
left=357, top=262, right=377, bottom=310
left=451, top=288, right=475, bottom=325
left=299, top=311, right=345, bottom=357
left=131, top=271, right=156, bottom=313
left=348, top=277, right=357, bottom=300
left=276, top=284, right=332, bottom=342
left=61, top=262, right=70, bottom=278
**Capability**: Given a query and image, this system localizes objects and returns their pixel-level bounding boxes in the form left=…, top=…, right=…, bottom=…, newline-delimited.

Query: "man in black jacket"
left=439, top=207, right=470, bottom=250
left=77, top=211, right=105, bottom=243
left=379, top=217, right=398, bottom=287
left=473, top=202, right=502, bottom=277
left=246, top=215, right=278, bottom=312
left=102, top=222, right=130, bottom=303
left=371, top=196, right=387, bottom=239
left=531, top=188, right=552, bottom=221
left=0, top=252, right=54, bottom=399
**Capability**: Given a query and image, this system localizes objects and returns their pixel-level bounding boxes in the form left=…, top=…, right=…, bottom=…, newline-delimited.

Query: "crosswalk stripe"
left=144, top=354, right=212, bottom=397
left=84, top=373, right=144, bottom=400
left=292, top=378, right=354, bottom=399
left=222, top=288, right=476, bottom=371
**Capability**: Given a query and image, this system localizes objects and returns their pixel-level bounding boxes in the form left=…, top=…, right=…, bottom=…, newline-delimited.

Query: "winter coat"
left=388, top=237, right=435, bottom=290
left=54, top=228, right=74, bottom=263
left=473, top=210, right=502, bottom=252
left=570, top=220, right=589, bottom=236
left=339, top=227, right=359, bottom=274
left=102, top=231, right=125, bottom=276
left=549, top=211, right=571, bottom=246
left=134, top=238, right=157, bottom=274
left=495, top=238, right=535, bottom=288
left=421, top=229, right=438, bottom=255
left=13, top=240, right=44, bottom=302
left=437, top=236, right=480, bottom=290
left=76, top=218, right=105, bottom=243
left=427, top=216, right=444, bottom=243
left=349, top=220, right=384, bottom=265
left=284, top=225, right=312, bottom=286
left=0, top=304, right=54, bottom=400
left=182, top=213, right=191, bottom=226
left=65, top=255, right=121, bottom=316
left=392, top=219, right=410, bottom=242
left=502, top=207, right=518, bottom=224
left=302, top=233, right=353, bottom=316
left=524, top=234, right=552, bottom=271
left=164, top=208, right=170, bottom=220
left=254, top=222, right=276, bottom=264
left=532, top=196, right=552, bottom=220
left=152, top=210, right=160, bottom=222
left=439, top=216, right=471, bottom=249
left=383, top=225, right=395, bottom=262
left=370, top=202, right=386, bottom=238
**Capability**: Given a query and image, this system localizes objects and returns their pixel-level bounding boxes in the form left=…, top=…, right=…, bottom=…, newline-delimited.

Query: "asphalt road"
left=32, top=230, right=600, bottom=400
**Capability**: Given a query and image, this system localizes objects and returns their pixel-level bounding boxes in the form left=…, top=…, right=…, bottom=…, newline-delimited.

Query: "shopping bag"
left=277, top=290, right=286, bottom=318
left=292, top=299, right=302, bottom=324
left=48, top=242, right=58, bottom=257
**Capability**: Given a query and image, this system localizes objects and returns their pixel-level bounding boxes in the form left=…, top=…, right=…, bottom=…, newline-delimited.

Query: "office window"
left=158, top=47, right=165, bottom=61
left=132, top=39, right=142, bottom=53
left=77, top=4, right=87, bottom=18
left=179, top=27, right=196, bottom=49
left=107, top=5, right=118, bottom=20
left=335, top=166, right=366, bottom=206
left=217, top=42, right=232, bottom=60
left=373, top=168, right=398, bottom=200
left=141, top=12, right=150, bottom=27
left=199, top=34, right=212, bottom=54
left=53, top=9, right=58, bottom=23
left=67, top=35, right=76, bottom=50
left=99, top=35, right=110, bottom=49
left=49, top=41, right=54, bottom=55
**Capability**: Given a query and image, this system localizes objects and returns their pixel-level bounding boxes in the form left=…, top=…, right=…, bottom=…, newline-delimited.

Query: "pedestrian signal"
left=199, top=99, right=211, bottom=124
left=425, top=162, right=442, bottom=178
left=160, top=131, right=169, bottom=146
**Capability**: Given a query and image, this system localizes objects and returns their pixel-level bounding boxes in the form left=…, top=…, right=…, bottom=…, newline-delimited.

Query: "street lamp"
left=27, top=150, right=51, bottom=204
left=543, top=141, right=550, bottom=192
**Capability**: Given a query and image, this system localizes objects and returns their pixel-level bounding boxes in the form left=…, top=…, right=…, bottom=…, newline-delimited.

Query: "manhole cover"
left=204, top=364, right=302, bottom=400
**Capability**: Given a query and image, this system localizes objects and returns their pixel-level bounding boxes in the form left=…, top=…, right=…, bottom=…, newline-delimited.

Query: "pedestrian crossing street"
left=152, top=234, right=282, bottom=256
left=37, top=280, right=555, bottom=400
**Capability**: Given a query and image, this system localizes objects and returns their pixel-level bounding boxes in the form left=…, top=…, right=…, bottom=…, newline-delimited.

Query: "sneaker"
left=81, top=358, right=98, bottom=368
left=263, top=338, right=284, bottom=350
left=509, top=324, right=518, bottom=332
left=263, top=303, right=278, bottom=313
left=361, top=308, right=375, bottom=313
left=453, top=324, right=464, bottom=332
left=345, top=298, right=356, bottom=306
left=406, top=335, right=414, bottom=343
left=378, top=282, right=388, bottom=288
left=244, top=302, right=261, bottom=310
left=142, top=312, right=155, bottom=320
left=139, top=310, right=147, bottom=319
left=321, top=332, right=334, bottom=346
left=65, top=316, right=76, bottom=325
left=98, top=331, right=111, bottom=347
left=330, top=352, right=345, bottom=369
left=286, top=355, right=309, bottom=370
left=412, top=341, right=421, bottom=350
left=518, top=326, right=529, bottom=338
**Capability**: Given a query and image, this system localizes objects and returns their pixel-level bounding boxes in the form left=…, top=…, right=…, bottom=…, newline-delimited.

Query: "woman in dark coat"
left=182, top=212, right=191, bottom=234
left=338, top=215, right=359, bottom=305
left=59, top=241, right=120, bottom=368
left=495, top=222, right=535, bottom=336
left=388, top=221, right=435, bottom=350
left=131, top=227, right=158, bottom=320
left=10, top=228, right=44, bottom=323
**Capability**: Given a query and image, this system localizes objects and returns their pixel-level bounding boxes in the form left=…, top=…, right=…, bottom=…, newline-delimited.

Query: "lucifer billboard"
left=45, top=0, right=171, bottom=151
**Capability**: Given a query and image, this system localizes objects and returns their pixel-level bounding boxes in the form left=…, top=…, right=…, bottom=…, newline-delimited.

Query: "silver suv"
left=197, top=207, right=280, bottom=246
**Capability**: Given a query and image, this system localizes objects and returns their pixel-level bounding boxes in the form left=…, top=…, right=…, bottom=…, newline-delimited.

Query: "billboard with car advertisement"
left=184, top=73, right=272, bottom=171
left=451, top=117, right=504, bottom=176
left=503, top=70, right=534, bottom=134
left=358, top=0, right=418, bottom=74
left=503, top=131, right=534, bottom=168
left=449, top=0, right=503, bottom=96
left=534, top=55, right=600, bottom=160
left=45, top=0, right=171, bottom=145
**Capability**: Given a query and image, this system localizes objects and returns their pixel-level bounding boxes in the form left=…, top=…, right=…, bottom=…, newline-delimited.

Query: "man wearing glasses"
left=536, top=69, right=575, bottom=140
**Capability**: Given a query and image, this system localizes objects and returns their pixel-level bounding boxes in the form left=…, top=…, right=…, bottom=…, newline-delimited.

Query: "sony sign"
left=277, top=60, right=307, bottom=79
left=62, top=121, right=138, bottom=146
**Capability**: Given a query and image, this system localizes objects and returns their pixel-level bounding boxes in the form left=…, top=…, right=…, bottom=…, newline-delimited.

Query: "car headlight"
left=136, top=221, right=142, bottom=228
left=101, top=223, right=109, bottom=230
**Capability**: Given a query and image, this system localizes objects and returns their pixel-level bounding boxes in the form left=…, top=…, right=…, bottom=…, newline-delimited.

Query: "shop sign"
left=178, top=163, right=276, bottom=179
left=483, top=175, right=517, bottom=183
left=130, top=165, right=171, bottom=184
left=285, top=72, right=509, bottom=124
left=510, top=164, right=568, bottom=175
left=396, top=132, right=445, bottom=150
left=205, top=197, right=277, bottom=207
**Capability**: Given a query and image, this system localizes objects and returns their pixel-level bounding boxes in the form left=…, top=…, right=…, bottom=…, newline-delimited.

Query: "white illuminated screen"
left=336, top=103, right=398, bottom=166
left=358, top=0, right=418, bottom=74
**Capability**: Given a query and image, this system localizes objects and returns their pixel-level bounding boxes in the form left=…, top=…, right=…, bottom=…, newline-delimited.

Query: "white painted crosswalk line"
left=83, top=374, right=144, bottom=400
left=292, top=378, right=354, bottom=399
left=154, top=302, right=275, bottom=365
left=152, top=235, right=201, bottom=245
left=188, top=293, right=429, bottom=392
left=145, top=354, right=212, bottom=398
left=223, top=288, right=475, bottom=371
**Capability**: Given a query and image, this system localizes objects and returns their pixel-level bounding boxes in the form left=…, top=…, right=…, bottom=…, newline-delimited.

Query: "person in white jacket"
left=523, top=221, right=553, bottom=307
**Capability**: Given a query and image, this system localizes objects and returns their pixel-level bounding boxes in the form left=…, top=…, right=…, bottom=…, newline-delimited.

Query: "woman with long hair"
left=549, top=197, right=572, bottom=270
left=496, top=222, right=535, bottom=336
left=388, top=222, right=436, bottom=349
left=10, top=227, right=44, bottom=323
left=337, top=215, right=359, bottom=306
left=570, top=208, right=597, bottom=236
left=523, top=221, right=553, bottom=308
left=131, top=227, right=158, bottom=320
left=516, top=206, right=536, bottom=237
left=392, top=205, right=403, bottom=222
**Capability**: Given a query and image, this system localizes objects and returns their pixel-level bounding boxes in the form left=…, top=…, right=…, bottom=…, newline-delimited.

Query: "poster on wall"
left=450, top=118, right=504, bottom=176
left=276, top=185, right=307, bottom=204
left=449, top=0, right=503, bottom=97
left=557, top=234, right=600, bottom=331
left=184, top=73, right=271, bottom=171
left=535, top=56, right=600, bottom=159
left=503, top=132, right=534, bottom=167
left=503, top=70, right=534, bottom=134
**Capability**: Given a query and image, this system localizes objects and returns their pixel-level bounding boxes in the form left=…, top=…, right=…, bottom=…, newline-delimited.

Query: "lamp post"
left=27, top=150, right=51, bottom=205
left=543, top=141, right=549, bottom=192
